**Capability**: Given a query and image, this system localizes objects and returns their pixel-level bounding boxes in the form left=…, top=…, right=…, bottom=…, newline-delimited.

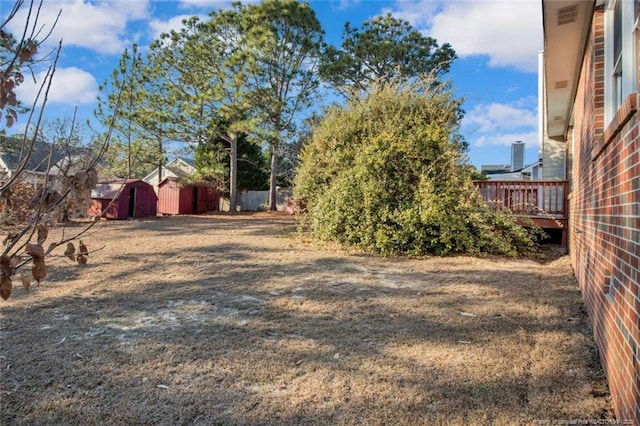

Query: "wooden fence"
left=473, top=180, right=569, bottom=217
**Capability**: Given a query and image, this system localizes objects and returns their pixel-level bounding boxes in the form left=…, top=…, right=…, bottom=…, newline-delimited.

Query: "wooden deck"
left=473, top=180, right=569, bottom=245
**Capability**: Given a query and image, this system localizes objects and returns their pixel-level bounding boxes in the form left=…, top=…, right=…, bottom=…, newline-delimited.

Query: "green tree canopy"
left=242, top=0, right=324, bottom=210
left=319, top=13, right=457, bottom=98
left=146, top=0, right=324, bottom=212
left=150, top=10, right=258, bottom=212
left=294, top=77, right=541, bottom=256
left=95, top=45, right=174, bottom=179
left=194, top=117, right=269, bottom=192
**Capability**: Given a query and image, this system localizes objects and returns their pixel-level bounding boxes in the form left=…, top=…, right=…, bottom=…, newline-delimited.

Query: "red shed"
left=89, top=179, right=157, bottom=219
left=157, top=177, right=219, bottom=215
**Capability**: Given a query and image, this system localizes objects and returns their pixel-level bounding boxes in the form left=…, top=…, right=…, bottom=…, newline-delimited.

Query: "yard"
left=0, top=213, right=612, bottom=424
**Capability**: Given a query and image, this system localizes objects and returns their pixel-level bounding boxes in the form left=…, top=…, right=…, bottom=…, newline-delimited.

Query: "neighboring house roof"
left=142, top=157, right=197, bottom=185
left=166, top=166, right=190, bottom=179
left=481, top=165, right=511, bottom=174
left=174, top=156, right=195, bottom=168
left=0, top=135, right=93, bottom=177
left=166, top=157, right=196, bottom=176
left=511, top=160, right=540, bottom=174
left=485, top=161, right=539, bottom=181
left=1, top=136, right=63, bottom=174
left=542, top=0, right=595, bottom=138
left=49, top=153, right=97, bottom=176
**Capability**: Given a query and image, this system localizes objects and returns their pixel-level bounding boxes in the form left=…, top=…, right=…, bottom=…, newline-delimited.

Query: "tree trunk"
left=126, top=94, right=133, bottom=178
left=157, top=133, right=163, bottom=190
left=268, top=148, right=279, bottom=211
left=229, top=133, right=238, bottom=214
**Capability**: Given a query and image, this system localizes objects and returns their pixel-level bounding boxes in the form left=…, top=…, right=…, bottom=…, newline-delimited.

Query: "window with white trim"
left=604, top=0, right=639, bottom=124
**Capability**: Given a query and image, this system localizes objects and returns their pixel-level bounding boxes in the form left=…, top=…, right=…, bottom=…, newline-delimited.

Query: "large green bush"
left=294, top=79, right=542, bottom=256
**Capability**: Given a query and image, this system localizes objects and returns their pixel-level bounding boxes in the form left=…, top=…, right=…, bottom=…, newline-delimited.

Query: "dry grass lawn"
left=0, top=213, right=612, bottom=425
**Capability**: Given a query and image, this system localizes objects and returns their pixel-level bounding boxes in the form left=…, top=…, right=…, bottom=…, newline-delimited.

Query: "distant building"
left=480, top=141, right=529, bottom=179
left=142, top=157, right=196, bottom=194
left=510, top=141, right=525, bottom=171
left=0, top=135, right=97, bottom=188
left=484, top=160, right=540, bottom=181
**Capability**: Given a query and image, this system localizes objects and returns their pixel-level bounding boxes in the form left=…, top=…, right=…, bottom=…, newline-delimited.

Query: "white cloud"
left=178, top=0, right=259, bottom=9
left=15, top=67, right=99, bottom=107
left=332, top=0, right=363, bottom=11
left=5, top=0, right=150, bottom=55
left=383, top=1, right=439, bottom=26
left=388, top=0, right=542, bottom=73
left=463, top=101, right=538, bottom=148
left=474, top=131, right=538, bottom=148
left=149, top=14, right=208, bottom=41
left=179, top=0, right=222, bottom=7
left=464, top=103, right=537, bottom=133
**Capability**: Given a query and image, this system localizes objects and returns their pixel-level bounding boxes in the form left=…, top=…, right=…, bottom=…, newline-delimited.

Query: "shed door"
left=192, top=187, right=199, bottom=213
left=128, top=187, right=136, bottom=217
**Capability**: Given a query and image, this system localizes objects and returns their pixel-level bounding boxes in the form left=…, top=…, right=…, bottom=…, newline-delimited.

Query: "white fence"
left=220, top=188, right=292, bottom=211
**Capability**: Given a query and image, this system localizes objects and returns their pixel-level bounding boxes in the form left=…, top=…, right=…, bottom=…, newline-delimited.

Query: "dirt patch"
left=0, top=213, right=612, bottom=424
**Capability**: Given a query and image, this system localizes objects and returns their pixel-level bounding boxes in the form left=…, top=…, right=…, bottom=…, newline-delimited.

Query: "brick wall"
left=569, top=6, right=640, bottom=422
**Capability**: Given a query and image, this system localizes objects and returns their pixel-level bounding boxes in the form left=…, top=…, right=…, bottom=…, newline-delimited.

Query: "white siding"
left=541, top=136, right=566, bottom=180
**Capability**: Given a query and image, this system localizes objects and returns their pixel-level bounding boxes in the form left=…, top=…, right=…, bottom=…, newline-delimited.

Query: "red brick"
left=562, top=5, right=640, bottom=421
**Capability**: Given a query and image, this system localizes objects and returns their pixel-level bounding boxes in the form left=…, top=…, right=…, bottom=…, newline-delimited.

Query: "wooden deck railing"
left=473, top=180, right=568, bottom=217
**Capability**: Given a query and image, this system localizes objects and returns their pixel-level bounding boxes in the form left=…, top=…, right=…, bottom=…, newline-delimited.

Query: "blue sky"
left=6, top=0, right=543, bottom=168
